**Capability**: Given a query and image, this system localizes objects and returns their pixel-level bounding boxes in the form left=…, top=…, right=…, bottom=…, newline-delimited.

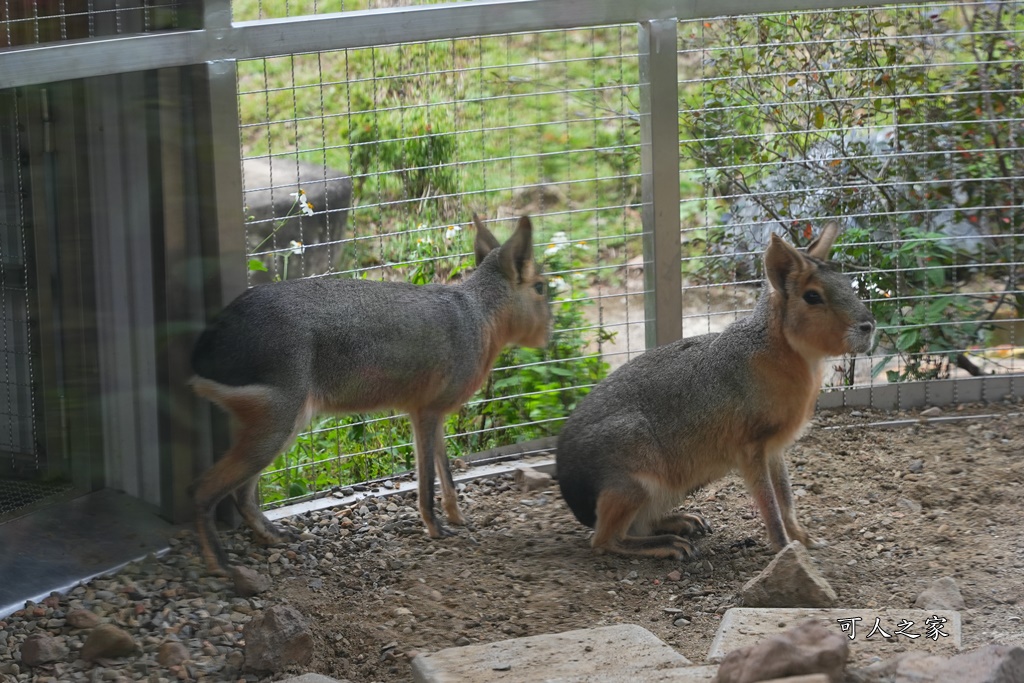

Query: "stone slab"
left=278, top=675, right=350, bottom=683
left=708, top=608, right=961, bottom=663
left=411, top=624, right=692, bottom=683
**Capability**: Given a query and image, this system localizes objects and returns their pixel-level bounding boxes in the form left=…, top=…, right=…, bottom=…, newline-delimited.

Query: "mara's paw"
left=253, top=521, right=299, bottom=546
left=655, top=512, right=713, bottom=537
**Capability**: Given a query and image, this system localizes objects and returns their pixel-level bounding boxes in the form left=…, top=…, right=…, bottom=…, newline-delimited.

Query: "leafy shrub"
left=680, top=5, right=1023, bottom=381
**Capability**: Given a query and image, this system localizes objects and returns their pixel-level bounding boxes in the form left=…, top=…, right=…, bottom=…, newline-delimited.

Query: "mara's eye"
left=533, top=281, right=545, bottom=295
left=803, top=290, right=824, bottom=305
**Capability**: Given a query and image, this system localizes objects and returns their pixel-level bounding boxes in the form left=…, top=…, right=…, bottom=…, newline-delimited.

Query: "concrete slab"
left=410, top=624, right=693, bottom=683
left=708, top=608, right=962, bottom=663
left=279, top=675, right=351, bottom=683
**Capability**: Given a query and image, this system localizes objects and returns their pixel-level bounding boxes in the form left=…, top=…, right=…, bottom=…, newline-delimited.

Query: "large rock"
left=20, top=634, right=67, bottom=666
left=713, top=619, right=848, bottom=683
left=848, top=644, right=1024, bottom=683
left=914, top=576, right=965, bottom=611
left=80, top=623, right=137, bottom=661
left=739, top=542, right=837, bottom=608
left=243, top=157, right=353, bottom=282
left=243, top=604, right=315, bottom=672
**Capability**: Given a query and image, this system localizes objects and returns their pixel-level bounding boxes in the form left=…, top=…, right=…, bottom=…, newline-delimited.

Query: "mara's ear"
left=473, top=213, right=502, bottom=266
left=806, top=220, right=840, bottom=260
left=765, top=232, right=808, bottom=297
left=498, top=215, right=534, bottom=283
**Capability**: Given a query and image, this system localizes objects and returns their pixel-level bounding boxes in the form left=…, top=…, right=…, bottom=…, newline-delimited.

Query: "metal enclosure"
left=0, top=0, right=1020, bottom=519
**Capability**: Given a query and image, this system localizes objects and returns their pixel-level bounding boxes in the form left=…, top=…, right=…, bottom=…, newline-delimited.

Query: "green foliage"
left=350, top=108, right=459, bottom=210
left=680, top=5, right=1024, bottom=381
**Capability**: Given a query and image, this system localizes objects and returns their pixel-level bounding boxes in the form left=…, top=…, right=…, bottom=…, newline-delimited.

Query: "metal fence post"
left=639, top=18, right=682, bottom=349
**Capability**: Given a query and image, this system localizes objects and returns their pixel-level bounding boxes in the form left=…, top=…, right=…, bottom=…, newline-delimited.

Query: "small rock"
left=157, top=641, right=189, bottom=667
left=714, top=619, right=848, bottom=683
left=81, top=624, right=137, bottom=661
left=20, top=633, right=66, bottom=666
left=243, top=605, right=314, bottom=672
left=896, top=497, right=922, bottom=514
left=666, top=570, right=682, bottom=582
left=908, top=459, right=924, bottom=474
left=739, top=542, right=837, bottom=608
left=848, top=644, right=1024, bottom=683
left=66, top=609, right=101, bottom=630
left=514, top=467, right=552, bottom=492
left=914, top=576, right=965, bottom=611
left=232, top=566, right=272, bottom=597
left=920, top=406, right=942, bottom=418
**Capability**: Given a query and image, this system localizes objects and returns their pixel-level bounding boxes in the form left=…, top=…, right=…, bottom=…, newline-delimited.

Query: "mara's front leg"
left=768, top=451, right=816, bottom=547
left=740, top=449, right=791, bottom=551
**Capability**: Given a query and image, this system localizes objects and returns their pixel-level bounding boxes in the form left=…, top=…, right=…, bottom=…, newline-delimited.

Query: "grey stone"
left=243, top=605, right=314, bottom=673
left=914, top=576, right=965, bottom=611
left=739, top=542, right=837, bottom=608
left=411, top=624, right=691, bottom=683
left=712, top=619, right=848, bottom=683
left=514, top=467, right=553, bottom=492
left=80, top=624, right=137, bottom=661
left=20, top=634, right=66, bottom=666
left=761, top=677, right=831, bottom=683
left=849, top=644, right=1024, bottom=683
left=242, top=158, right=352, bottom=282
left=920, top=407, right=942, bottom=418
left=232, top=565, right=272, bottom=597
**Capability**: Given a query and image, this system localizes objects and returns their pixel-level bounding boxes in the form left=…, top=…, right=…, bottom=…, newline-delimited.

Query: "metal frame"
left=1, top=0, right=937, bottom=90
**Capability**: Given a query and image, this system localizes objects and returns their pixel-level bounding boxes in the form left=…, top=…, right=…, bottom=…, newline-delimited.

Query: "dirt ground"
left=252, top=399, right=1024, bottom=682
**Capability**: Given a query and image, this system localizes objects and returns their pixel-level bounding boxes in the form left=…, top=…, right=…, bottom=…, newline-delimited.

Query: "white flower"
left=416, top=236, right=433, bottom=246
left=573, top=241, right=589, bottom=250
left=545, top=231, right=570, bottom=256
left=548, top=276, right=568, bottom=293
left=289, top=240, right=305, bottom=255
left=290, top=190, right=314, bottom=217
left=444, top=225, right=462, bottom=240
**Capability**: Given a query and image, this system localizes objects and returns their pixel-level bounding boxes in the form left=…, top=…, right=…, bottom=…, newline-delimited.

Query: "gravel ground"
left=1, top=400, right=1022, bottom=683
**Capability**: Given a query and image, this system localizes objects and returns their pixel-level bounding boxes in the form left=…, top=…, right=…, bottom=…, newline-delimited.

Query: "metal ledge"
left=1, top=0, right=933, bottom=89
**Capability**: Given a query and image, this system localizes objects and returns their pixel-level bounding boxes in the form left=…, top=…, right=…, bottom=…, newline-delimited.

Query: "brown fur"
left=557, top=223, right=875, bottom=559
left=190, top=215, right=551, bottom=574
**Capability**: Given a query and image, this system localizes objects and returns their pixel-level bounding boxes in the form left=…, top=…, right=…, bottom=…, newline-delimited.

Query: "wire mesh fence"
left=678, top=1, right=1023, bottom=394
left=0, top=89, right=36, bottom=473
left=237, top=25, right=645, bottom=504
left=239, top=0, right=1024, bottom=507
left=0, top=0, right=179, bottom=48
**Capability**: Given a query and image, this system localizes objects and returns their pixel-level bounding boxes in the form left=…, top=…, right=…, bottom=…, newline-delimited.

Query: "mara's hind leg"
left=432, top=428, right=467, bottom=527
left=592, top=487, right=699, bottom=560
left=410, top=410, right=458, bottom=538
left=233, top=474, right=297, bottom=546
left=653, top=511, right=713, bottom=537
left=192, top=385, right=308, bottom=574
